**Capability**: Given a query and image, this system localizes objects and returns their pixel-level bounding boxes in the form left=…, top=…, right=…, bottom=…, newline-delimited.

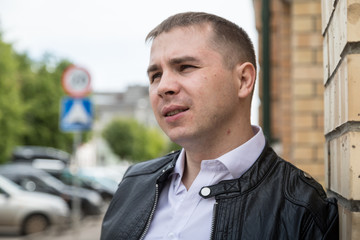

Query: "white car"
left=0, top=174, right=70, bottom=235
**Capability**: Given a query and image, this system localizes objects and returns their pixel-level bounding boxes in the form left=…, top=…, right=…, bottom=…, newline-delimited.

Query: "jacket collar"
left=134, top=142, right=277, bottom=199
left=199, top=143, right=278, bottom=199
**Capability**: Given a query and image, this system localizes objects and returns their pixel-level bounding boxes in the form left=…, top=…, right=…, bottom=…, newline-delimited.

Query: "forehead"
left=149, top=25, right=214, bottom=59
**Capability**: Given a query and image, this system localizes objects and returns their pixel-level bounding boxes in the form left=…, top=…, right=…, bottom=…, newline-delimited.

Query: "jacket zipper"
left=210, top=201, right=218, bottom=240
left=139, top=183, right=159, bottom=240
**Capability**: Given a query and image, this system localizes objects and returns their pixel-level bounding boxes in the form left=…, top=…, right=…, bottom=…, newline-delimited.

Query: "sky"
left=0, top=0, right=259, bottom=123
left=0, top=0, right=257, bottom=91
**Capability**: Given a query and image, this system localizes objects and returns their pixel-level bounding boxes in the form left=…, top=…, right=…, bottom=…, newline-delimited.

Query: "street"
left=0, top=214, right=104, bottom=240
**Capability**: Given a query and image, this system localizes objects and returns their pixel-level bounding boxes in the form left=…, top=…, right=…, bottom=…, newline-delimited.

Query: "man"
left=101, top=12, right=338, bottom=240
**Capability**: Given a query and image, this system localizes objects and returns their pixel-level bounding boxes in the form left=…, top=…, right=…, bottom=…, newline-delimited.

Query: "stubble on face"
left=148, top=25, right=241, bottom=151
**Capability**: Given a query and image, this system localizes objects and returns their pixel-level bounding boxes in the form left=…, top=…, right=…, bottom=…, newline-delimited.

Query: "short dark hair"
left=146, top=12, right=257, bottom=72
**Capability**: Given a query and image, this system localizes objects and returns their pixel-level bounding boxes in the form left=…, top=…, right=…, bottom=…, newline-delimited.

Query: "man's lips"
left=166, top=109, right=186, bottom=116
left=162, top=106, right=189, bottom=117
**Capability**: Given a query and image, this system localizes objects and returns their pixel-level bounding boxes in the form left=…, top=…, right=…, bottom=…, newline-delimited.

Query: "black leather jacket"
left=101, top=145, right=339, bottom=240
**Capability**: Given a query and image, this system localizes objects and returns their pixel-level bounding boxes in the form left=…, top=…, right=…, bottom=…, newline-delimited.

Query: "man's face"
left=148, top=25, right=241, bottom=148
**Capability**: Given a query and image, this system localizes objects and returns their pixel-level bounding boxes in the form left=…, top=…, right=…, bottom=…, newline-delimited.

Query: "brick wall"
left=253, top=0, right=292, bottom=160
left=254, top=0, right=360, bottom=237
left=291, top=0, right=325, bottom=183
left=254, top=0, right=325, bottom=184
left=270, top=0, right=292, bottom=160
left=322, top=0, right=360, bottom=238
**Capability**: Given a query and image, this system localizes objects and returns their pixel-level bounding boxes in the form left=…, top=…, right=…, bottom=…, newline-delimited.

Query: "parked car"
left=11, top=146, right=71, bottom=164
left=0, top=164, right=104, bottom=216
left=57, top=167, right=120, bottom=201
left=0, top=175, right=70, bottom=235
left=11, top=146, right=71, bottom=176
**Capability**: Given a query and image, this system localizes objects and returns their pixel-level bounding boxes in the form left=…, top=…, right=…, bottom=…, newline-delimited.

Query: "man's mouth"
left=166, top=109, right=185, bottom=117
left=164, top=107, right=189, bottom=117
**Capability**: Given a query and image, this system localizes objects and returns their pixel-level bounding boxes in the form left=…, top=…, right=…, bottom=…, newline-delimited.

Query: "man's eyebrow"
left=147, top=64, right=159, bottom=75
left=147, top=56, right=200, bottom=75
left=169, top=56, right=199, bottom=65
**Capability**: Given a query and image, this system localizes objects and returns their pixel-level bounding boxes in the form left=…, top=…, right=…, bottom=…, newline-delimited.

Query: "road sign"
left=60, top=97, right=93, bottom=132
left=62, top=65, right=92, bottom=98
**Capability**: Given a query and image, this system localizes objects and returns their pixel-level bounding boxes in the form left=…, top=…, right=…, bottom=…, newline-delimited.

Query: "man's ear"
left=235, top=62, right=256, bottom=99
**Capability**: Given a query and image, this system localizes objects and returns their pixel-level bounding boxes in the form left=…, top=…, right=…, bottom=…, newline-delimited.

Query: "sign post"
left=60, top=65, right=93, bottom=232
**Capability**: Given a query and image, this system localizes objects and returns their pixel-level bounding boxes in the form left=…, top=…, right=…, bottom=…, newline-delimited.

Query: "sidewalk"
left=38, top=215, right=103, bottom=240
left=0, top=215, right=104, bottom=240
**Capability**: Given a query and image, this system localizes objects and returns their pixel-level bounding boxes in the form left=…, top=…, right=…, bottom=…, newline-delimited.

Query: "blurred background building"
left=253, top=0, right=360, bottom=239
left=93, top=85, right=157, bottom=130
left=77, top=85, right=157, bottom=167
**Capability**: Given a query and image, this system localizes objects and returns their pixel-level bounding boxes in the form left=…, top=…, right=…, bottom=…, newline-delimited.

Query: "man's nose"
left=157, top=71, right=180, bottom=97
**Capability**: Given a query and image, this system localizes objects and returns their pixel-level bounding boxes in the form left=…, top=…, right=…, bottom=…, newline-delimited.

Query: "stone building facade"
left=253, top=0, right=360, bottom=238
left=322, top=0, right=360, bottom=238
left=93, top=85, right=157, bottom=131
left=253, top=0, right=325, bottom=183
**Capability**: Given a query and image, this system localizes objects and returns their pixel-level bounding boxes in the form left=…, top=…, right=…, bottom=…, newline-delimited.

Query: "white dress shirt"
left=144, top=126, right=266, bottom=240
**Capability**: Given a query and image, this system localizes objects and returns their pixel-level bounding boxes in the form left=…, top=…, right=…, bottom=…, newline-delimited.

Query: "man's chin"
left=167, top=133, right=186, bottom=146
left=162, top=126, right=193, bottom=145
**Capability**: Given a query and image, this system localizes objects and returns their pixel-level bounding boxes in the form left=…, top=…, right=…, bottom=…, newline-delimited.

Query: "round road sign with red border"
left=61, top=65, right=92, bottom=98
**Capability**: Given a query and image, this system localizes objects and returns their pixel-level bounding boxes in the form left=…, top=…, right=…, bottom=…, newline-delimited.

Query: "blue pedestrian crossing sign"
left=60, top=97, right=93, bottom=132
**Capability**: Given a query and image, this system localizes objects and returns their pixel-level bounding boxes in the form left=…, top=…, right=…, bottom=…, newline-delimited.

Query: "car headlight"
left=88, top=192, right=103, bottom=206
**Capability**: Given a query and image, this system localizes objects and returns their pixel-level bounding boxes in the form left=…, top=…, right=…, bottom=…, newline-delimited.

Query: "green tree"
left=102, top=118, right=167, bottom=162
left=18, top=56, right=74, bottom=152
left=142, top=128, right=169, bottom=159
left=0, top=32, right=91, bottom=163
left=0, top=34, right=26, bottom=162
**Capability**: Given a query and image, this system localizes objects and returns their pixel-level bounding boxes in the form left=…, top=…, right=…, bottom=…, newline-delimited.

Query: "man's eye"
left=179, top=65, right=195, bottom=71
left=150, top=73, right=162, bottom=83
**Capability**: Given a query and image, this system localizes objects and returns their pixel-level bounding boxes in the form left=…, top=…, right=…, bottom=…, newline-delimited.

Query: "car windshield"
left=0, top=175, right=23, bottom=194
left=40, top=174, right=65, bottom=191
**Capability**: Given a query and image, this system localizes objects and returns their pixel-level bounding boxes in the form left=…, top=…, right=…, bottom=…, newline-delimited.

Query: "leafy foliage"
left=102, top=118, right=168, bottom=162
left=0, top=35, right=25, bottom=162
left=18, top=56, right=74, bottom=151
left=0, top=33, right=74, bottom=163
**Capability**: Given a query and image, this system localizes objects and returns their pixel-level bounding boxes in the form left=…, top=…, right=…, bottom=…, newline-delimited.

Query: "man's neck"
left=181, top=124, right=255, bottom=190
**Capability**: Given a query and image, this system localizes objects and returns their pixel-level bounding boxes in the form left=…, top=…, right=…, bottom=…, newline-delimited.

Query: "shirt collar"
left=173, top=125, right=266, bottom=179
left=173, top=148, right=186, bottom=177
left=217, top=125, right=265, bottom=178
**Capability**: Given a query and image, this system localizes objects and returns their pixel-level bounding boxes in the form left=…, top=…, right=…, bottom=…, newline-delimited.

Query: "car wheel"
left=22, top=214, right=50, bottom=235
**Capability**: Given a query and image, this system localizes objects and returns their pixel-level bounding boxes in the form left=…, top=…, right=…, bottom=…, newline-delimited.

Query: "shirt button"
left=200, top=187, right=211, bottom=197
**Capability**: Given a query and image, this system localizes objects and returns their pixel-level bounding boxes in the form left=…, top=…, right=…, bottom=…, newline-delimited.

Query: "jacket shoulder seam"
left=282, top=163, right=330, bottom=234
